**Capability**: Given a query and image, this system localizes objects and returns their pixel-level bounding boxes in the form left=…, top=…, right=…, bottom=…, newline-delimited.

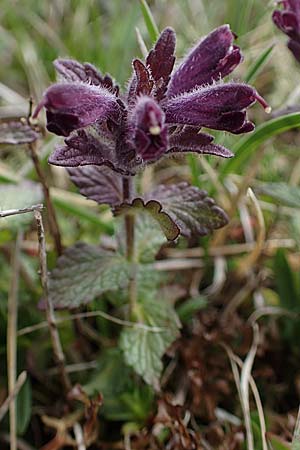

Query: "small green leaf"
left=0, top=182, right=43, bottom=230
left=120, top=297, right=180, bottom=387
left=139, top=0, right=159, bottom=42
left=48, top=243, right=131, bottom=308
left=16, top=377, right=32, bottom=435
left=176, top=296, right=207, bottom=323
left=245, top=44, right=274, bottom=84
left=222, top=113, right=300, bottom=177
left=257, top=182, right=300, bottom=208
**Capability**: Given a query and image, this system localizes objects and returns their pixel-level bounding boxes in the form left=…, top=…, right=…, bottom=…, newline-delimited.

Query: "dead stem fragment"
left=34, top=209, right=71, bottom=393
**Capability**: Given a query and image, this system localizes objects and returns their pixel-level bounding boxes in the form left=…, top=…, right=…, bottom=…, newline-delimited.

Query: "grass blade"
left=221, top=112, right=300, bottom=178
left=292, top=407, right=300, bottom=450
left=140, top=0, right=159, bottom=42
left=51, top=188, right=114, bottom=234
left=245, top=44, right=275, bottom=84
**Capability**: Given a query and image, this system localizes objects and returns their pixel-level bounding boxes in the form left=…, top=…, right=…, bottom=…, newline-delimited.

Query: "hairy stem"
left=122, top=177, right=137, bottom=316
left=28, top=142, right=63, bottom=256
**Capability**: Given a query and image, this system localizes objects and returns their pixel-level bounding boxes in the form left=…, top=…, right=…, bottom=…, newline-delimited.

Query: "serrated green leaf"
left=16, top=377, right=32, bottom=435
left=257, top=182, right=300, bottom=208
left=149, top=183, right=228, bottom=238
left=107, top=263, right=164, bottom=307
left=135, top=213, right=166, bottom=263
left=49, top=242, right=131, bottom=308
left=120, top=297, right=180, bottom=387
left=221, top=113, right=300, bottom=177
left=0, top=182, right=43, bottom=230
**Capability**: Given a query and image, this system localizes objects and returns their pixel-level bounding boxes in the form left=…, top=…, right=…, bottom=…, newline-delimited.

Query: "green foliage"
left=274, top=249, right=299, bottom=311
left=115, top=184, right=227, bottom=241
left=268, top=434, right=291, bottom=450
left=48, top=243, right=131, bottom=308
left=257, top=182, right=300, bottom=208
left=139, top=0, right=159, bottom=42
left=245, top=44, right=275, bottom=84
left=16, top=376, right=32, bottom=435
left=115, top=198, right=179, bottom=241
left=120, top=296, right=180, bottom=387
left=134, top=214, right=167, bottom=263
left=85, top=348, right=154, bottom=421
left=2, top=0, right=300, bottom=446
left=222, top=113, right=300, bottom=177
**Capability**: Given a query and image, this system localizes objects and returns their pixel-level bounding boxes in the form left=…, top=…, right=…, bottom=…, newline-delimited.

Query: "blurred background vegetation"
left=2, top=0, right=300, bottom=449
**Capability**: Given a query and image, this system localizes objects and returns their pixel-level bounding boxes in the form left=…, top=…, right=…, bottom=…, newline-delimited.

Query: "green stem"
left=122, top=178, right=137, bottom=317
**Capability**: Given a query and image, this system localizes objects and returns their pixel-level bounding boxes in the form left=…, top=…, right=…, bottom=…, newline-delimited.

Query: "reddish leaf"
left=67, top=166, right=123, bottom=207
left=146, top=27, right=176, bottom=101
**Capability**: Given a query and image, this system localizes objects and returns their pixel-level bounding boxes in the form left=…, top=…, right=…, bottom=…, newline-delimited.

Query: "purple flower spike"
left=168, top=25, right=243, bottom=97
left=273, top=0, right=300, bottom=62
left=35, top=24, right=268, bottom=171
left=33, top=83, right=120, bottom=136
left=165, top=83, right=268, bottom=134
left=129, top=96, right=168, bottom=162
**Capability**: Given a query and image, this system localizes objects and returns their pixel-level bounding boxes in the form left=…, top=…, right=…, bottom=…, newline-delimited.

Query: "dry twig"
left=34, top=209, right=71, bottom=393
left=28, top=142, right=62, bottom=255
left=7, top=231, right=22, bottom=450
left=0, top=371, right=27, bottom=423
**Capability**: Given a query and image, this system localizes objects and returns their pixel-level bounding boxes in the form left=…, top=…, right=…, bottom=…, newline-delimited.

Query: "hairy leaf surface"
left=114, top=182, right=228, bottom=240
left=49, top=242, right=130, bottom=308
left=0, top=121, right=39, bottom=145
left=120, top=297, right=180, bottom=387
left=146, top=27, right=176, bottom=101
left=67, top=166, right=123, bottom=207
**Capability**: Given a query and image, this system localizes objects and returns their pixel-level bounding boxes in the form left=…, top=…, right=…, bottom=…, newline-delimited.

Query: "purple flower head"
left=273, top=0, right=300, bottom=62
left=34, top=25, right=269, bottom=174
left=129, top=96, right=168, bottom=162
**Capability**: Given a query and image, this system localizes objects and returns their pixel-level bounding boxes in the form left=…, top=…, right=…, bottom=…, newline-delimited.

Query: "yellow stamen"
left=149, top=125, right=161, bottom=135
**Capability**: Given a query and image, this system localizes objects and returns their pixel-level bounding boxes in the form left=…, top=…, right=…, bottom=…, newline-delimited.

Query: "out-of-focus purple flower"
left=34, top=25, right=269, bottom=174
left=273, top=0, right=300, bottom=62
